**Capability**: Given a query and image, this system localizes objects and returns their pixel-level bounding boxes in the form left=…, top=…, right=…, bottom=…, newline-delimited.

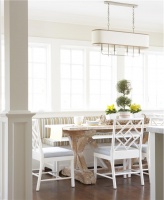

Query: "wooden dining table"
left=46, top=123, right=148, bottom=184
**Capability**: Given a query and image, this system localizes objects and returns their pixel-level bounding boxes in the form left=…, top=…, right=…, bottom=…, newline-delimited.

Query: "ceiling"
left=28, top=0, right=163, bottom=33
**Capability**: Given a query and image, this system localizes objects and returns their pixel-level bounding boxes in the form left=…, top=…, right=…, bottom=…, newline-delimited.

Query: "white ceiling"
left=2, top=0, right=164, bottom=33
left=28, top=0, right=163, bottom=33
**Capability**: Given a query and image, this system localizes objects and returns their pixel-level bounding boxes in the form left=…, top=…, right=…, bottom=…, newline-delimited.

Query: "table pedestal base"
left=62, top=167, right=96, bottom=184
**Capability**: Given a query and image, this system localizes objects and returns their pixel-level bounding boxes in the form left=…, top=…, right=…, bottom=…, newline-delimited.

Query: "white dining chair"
left=32, top=120, right=75, bottom=191
left=94, top=118, right=144, bottom=189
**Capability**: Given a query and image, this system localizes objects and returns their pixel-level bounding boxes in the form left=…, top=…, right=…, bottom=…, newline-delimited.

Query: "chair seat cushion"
left=42, top=147, right=73, bottom=158
left=94, top=147, right=111, bottom=156
left=94, top=146, right=138, bottom=156
left=131, top=144, right=147, bottom=153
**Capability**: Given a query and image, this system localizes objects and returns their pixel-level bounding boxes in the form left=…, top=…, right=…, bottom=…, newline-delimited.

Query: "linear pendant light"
left=91, top=1, right=149, bottom=56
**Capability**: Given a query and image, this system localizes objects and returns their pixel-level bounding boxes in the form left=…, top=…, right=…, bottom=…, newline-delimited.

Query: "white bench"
left=33, top=116, right=112, bottom=147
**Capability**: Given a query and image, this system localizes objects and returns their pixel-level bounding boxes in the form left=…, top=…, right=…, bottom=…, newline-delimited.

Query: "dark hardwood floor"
left=33, top=175, right=150, bottom=200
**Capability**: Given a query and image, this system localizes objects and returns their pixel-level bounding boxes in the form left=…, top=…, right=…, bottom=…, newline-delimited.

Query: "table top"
left=45, top=123, right=148, bottom=131
left=146, top=125, right=164, bottom=134
left=45, top=124, right=113, bottom=130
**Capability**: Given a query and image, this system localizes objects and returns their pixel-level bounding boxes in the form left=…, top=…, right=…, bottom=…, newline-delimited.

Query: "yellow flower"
left=107, top=104, right=115, bottom=111
left=130, top=103, right=141, bottom=113
left=105, top=104, right=117, bottom=114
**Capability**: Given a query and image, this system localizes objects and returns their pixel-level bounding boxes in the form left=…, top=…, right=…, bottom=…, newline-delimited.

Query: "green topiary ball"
left=117, top=79, right=132, bottom=95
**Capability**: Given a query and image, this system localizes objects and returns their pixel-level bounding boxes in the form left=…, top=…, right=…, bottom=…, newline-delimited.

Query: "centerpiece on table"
left=116, top=79, right=132, bottom=118
left=105, top=79, right=143, bottom=119
left=105, top=104, right=117, bottom=119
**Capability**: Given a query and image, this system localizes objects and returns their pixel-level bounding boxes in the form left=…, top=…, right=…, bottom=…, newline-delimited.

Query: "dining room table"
left=45, top=121, right=149, bottom=184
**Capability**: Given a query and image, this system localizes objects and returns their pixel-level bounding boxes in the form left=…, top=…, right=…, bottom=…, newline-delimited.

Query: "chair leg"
left=128, top=159, right=131, bottom=178
left=147, top=156, right=151, bottom=183
left=36, top=161, right=43, bottom=191
left=147, top=148, right=151, bottom=183
left=123, top=159, right=127, bottom=178
left=55, top=161, right=60, bottom=176
left=139, top=156, right=144, bottom=186
left=94, top=156, right=97, bottom=179
left=70, top=159, right=75, bottom=187
left=42, top=163, right=45, bottom=171
left=111, top=161, right=117, bottom=189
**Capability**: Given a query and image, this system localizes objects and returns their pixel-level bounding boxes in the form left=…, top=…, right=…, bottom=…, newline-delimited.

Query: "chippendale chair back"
left=32, top=119, right=75, bottom=191
left=94, top=117, right=144, bottom=189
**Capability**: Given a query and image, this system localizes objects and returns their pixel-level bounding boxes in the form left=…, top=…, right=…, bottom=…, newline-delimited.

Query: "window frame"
left=28, top=37, right=51, bottom=112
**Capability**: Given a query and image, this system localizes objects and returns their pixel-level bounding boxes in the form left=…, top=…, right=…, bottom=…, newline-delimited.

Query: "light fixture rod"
left=104, top=1, right=138, bottom=8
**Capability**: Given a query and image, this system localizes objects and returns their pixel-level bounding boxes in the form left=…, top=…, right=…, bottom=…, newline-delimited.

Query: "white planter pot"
left=119, top=111, right=131, bottom=118
left=132, top=112, right=142, bottom=118
left=106, top=113, right=117, bottom=120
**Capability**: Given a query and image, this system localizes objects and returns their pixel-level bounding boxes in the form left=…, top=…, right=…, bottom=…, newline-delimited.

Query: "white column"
left=0, top=0, right=35, bottom=199
left=0, top=0, right=2, bottom=112
left=0, top=114, right=34, bottom=200
left=4, top=0, right=28, bottom=112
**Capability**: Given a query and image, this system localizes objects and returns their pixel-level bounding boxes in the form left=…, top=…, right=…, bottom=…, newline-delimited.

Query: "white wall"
left=0, top=17, right=163, bottom=46
left=28, top=20, right=164, bottom=47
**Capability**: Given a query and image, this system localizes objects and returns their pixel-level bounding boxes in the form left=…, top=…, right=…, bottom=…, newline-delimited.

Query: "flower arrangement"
left=130, top=103, right=141, bottom=113
left=105, top=104, right=117, bottom=115
left=105, top=80, right=143, bottom=118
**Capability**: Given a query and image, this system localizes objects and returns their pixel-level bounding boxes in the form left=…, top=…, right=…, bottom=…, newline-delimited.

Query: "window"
left=27, top=41, right=164, bottom=112
left=124, top=51, right=164, bottom=110
left=89, top=51, right=117, bottom=109
left=31, top=41, right=164, bottom=112
left=60, top=48, right=85, bottom=110
left=60, top=46, right=117, bottom=111
left=28, top=43, right=51, bottom=111
left=0, top=40, right=51, bottom=112
left=2, top=36, right=163, bottom=113
left=124, top=55, right=144, bottom=106
left=147, top=53, right=164, bottom=109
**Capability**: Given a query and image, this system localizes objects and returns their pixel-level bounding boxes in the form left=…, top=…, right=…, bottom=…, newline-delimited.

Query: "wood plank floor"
left=33, top=175, right=150, bottom=200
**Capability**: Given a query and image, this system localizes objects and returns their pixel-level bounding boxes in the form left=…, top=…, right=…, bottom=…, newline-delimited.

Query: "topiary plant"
left=116, top=79, right=132, bottom=112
